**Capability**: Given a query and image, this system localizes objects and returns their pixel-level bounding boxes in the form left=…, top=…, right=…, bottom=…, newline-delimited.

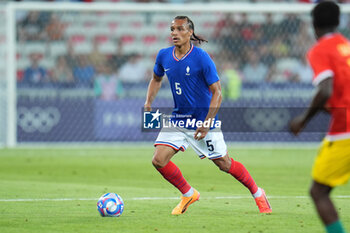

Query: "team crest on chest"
left=186, top=66, right=190, bottom=76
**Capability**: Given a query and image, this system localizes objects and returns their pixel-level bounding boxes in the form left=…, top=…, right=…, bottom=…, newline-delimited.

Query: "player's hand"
left=194, top=126, right=209, bottom=141
left=289, top=115, right=306, bottom=136
left=144, top=103, right=152, bottom=112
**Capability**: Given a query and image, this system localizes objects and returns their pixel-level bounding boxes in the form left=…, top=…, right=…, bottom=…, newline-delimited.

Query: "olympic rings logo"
left=243, top=108, right=290, bottom=132
left=17, top=107, right=61, bottom=133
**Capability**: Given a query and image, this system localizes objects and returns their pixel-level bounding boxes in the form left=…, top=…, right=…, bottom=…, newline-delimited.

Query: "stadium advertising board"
left=17, top=95, right=331, bottom=142
left=17, top=95, right=94, bottom=142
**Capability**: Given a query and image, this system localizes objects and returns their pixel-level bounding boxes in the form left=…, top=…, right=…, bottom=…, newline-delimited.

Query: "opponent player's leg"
left=152, top=145, right=199, bottom=215
left=310, top=139, right=350, bottom=232
left=212, top=154, right=272, bottom=213
left=310, top=181, right=346, bottom=233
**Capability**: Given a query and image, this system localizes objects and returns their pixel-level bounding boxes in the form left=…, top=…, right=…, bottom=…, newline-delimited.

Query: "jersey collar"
left=318, top=32, right=338, bottom=41
left=172, top=43, right=194, bottom=62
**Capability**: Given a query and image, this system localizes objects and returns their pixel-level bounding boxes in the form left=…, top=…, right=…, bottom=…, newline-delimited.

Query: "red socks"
left=156, top=161, right=191, bottom=194
left=228, top=158, right=258, bottom=195
left=157, top=158, right=258, bottom=196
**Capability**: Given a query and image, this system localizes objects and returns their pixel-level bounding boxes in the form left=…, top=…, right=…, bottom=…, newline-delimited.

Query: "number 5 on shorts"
left=206, top=140, right=214, bottom=151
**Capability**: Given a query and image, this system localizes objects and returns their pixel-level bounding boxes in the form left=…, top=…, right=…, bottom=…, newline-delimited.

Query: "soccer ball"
left=97, top=193, right=124, bottom=217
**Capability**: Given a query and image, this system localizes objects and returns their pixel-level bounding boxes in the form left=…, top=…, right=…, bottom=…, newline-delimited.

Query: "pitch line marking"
left=0, top=195, right=350, bottom=202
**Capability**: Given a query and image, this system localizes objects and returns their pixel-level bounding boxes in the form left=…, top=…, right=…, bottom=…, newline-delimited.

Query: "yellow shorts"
left=312, top=138, right=350, bottom=187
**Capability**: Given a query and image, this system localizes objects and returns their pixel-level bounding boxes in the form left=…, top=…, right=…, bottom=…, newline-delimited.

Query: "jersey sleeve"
left=153, top=50, right=165, bottom=77
left=201, top=51, right=220, bottom=86
left=307, top=46, right=334, bottom=86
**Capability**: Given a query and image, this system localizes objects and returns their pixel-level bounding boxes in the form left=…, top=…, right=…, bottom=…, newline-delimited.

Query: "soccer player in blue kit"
left=144, top=16, right=272, bottom=215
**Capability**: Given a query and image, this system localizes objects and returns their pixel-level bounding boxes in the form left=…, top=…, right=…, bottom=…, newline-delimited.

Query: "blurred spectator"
left=242, top=50, right=268, bottom=83
left=221, top=13, right=258, bottom=65
left=220, top=60, right=242, bottom=100
left=296, top=55, right=313, bottom=83
left=118, top=53, right=148, bottom=83
left=94, top=63, right=123, bottom=100
left=109, top=40, right=128, bottom=72
left=270, top=37, right=289, bottom=59
left=247, top=25, right=265, bottom=49
left=261, top=13, right=280, bottom=42
left=279, top=14, right=302, bottom=42
left=213, top=13, right=236, bottom=38
left=45, top=13, right=66, bottom=41
left=51, top=55, right=75, bottom=87
left=22, top=53, right=50, bottom=87
left=73, top=55, right=95, bottom=88
left=64, top=40, right=78, bottom=69
left=218, top=26, right=245, bottom=66
left=268, top=56, right=302, bottom=83
left=89, top=37, right=108, bottom=68
left=18, top=11, right=46, bottom=42
left=290, top=23, right=314, bottom=58
left=238, top=13, right=255, bottom=42
left=259, top=44, right=276, bottom=68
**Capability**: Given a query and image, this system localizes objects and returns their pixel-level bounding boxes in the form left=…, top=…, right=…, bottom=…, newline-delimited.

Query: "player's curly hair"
left=174, top=16, right=208, bottom=44
left=312, top=1, right=340, bottom=29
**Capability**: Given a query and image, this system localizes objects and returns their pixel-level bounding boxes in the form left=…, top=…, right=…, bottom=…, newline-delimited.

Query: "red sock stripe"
left=228, top=158, right=258, bottom=195
left=157, top=161, right=191, bottom=194
left=174, top=178, right=186, bottom=189
left=167, top=167, right=180, bottom=181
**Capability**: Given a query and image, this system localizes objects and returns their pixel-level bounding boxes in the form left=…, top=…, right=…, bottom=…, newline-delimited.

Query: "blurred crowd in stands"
left=13, top=6, right=350, bottom=100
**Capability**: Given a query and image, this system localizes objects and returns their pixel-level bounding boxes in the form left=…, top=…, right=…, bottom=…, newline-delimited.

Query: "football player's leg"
left=310, top=181, right=346, bottom=233
left=310, top=139, right=350, bottom=232
left=310, top=181, right=338, bottom=224
left=152, top=145, right=177, bottom=168
left=213, top=154, right=258, bottom=194
left=212, top=154, right=271, bottom=213
left=152, top=145, right=192, bottom=194
left=152, top=145, right=199, bottom=215
left=153, top=129, right=192, bottom=195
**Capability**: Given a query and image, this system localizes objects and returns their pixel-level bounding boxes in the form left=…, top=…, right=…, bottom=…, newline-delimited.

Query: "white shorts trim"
left=154, top=141, right=186, bottom=152
left=312, top=70, right=333, bottom=86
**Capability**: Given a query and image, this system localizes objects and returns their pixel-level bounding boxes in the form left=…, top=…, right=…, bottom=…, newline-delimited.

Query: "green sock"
left=326, top=220, right=346, bottom=233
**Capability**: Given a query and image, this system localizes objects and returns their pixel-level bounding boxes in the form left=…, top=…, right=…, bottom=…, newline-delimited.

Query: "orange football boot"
left=254, top=188, right=272, bottom=213
left=171, top=189, right=200, bottom=215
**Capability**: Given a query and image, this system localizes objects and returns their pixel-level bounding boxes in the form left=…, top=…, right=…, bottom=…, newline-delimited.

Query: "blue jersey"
left=153, top=44, right=220, bottom=128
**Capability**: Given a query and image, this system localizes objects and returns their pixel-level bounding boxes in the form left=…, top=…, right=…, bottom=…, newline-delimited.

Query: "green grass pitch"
left=0, top=146, right=349, bottom=233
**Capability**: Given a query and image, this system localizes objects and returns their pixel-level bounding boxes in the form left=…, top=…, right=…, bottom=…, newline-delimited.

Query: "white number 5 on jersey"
left=175, top=82, right=182, bottom=95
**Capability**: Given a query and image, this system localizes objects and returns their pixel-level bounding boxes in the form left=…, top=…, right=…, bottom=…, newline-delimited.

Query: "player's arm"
left=289, top=77, right=333, bottom=135
left=194, top=81, right=222, bottom=140
left=144, top=73, right=163, bottom=111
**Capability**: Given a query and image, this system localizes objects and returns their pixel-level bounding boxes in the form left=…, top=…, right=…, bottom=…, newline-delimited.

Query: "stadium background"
left=1, top=0, right=350, bottom=146
left=1, top=3, right=350, bottom=233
